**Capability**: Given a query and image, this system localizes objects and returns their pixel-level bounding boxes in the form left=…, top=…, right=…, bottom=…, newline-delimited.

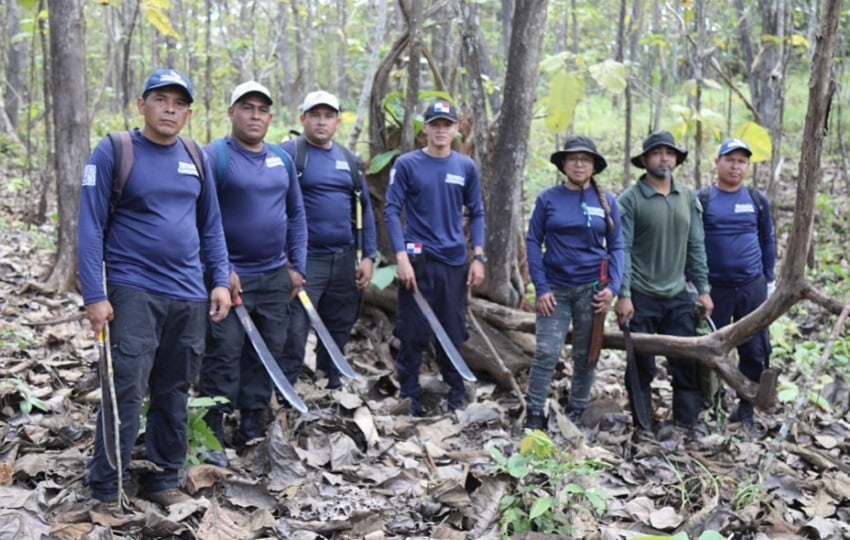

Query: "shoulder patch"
left=82, top=164, right=96, bottom=186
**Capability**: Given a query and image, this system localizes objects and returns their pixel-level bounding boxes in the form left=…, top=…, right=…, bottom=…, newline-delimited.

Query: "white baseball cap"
left=230, top=81, right=273, bottom=107
left=301, top=90, right=340, bottom=112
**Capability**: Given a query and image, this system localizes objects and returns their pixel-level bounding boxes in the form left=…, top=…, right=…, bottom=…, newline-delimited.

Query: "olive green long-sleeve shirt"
left=617, top=176, right=710, bottom=299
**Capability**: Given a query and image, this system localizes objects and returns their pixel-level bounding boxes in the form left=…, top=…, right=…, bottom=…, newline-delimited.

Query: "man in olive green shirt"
left=615, top=131, right=713, bottom=436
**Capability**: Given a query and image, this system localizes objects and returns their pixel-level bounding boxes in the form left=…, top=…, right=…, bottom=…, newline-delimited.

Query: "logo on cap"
left=434, top=102, right=451, bottom=113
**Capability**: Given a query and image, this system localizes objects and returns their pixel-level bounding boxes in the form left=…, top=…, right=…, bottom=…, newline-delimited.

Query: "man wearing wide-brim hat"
left=615, top=130, right=713, bottom=438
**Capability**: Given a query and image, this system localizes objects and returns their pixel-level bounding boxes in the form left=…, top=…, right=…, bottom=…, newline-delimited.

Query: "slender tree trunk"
left=347, top=0, right=388, bottom=151
left=458, top=0, right=489, bottom=167
left=36, top=0, right=54, bottom=224
left=204, top=0, right=213, bottom=143
left=400, top=0, right=422, bottom=153
left=480, top=0, right=549, bottom=307
left=46, top=0, right=88, bottom=291
left=4, top=0, right=24, bottom=129
left=276, top=1, right=295, bottom=114
left=336, top=0, right=349, bottom=99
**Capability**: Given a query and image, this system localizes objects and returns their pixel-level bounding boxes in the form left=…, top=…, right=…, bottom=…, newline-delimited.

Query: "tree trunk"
left=479, top=0, right=549, bottom=308
left=347, top=0, right=388, bottom=151
left=46, top=0, right=88, bottom=292
left=36, top=0, right=53, bottom=224
left=4, top=0, right=24, bottom=129
left=276, top=1, right=295, bottom=114
left=400, top=0, right=422, bottom=153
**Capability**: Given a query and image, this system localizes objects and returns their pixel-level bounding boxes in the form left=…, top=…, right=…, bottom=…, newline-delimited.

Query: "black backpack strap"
left=295, top=135, right=308, bottom=179
left=107, top=131, right=134, bottom=219
left=697, top=185, right=709, bottom=217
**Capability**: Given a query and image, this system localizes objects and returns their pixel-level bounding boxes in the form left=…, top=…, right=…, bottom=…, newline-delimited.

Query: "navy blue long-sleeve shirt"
left=384, top=149, right=485, bottom=265
left=702, top=185, right=776, bottom=285
left=205, top=135, right=307, bottom=276
left=526, top=183, right=624, bottom=296
left=78, top=128, right=230, bottom=304
left=280, top=139, right=376, bottom=259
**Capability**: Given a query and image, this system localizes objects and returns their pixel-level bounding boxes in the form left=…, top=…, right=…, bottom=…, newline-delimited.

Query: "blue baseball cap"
left=717, top=138, right=751, bottom=157
left=141, top=69, right=194, bottom=103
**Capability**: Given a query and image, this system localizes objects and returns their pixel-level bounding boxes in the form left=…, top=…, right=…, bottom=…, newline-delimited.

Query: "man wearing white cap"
left=279, top=91, right=377, bottom=389
left=198, top=81, right=307, bottom=466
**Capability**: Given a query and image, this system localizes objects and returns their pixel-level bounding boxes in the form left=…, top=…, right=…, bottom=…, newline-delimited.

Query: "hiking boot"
left=525, top=410, right=545, bottom=431
left=728, top=401, right=754, bottom=424
left=567, top=407, right=585, bottom=426
left=235, top=409, right=266, bottom=446
left=142, top=488, right=191, bottom=507
left=203, top=449, right=229, bottom=468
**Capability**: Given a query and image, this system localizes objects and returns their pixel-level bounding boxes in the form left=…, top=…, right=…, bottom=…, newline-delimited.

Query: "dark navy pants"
left=709, top=275, right=770, bottom=388
left=628, top=289, right=702, bottom=426
left=394, top=255, right=468, bottom=413
left=199, top=266, right=292, bottom=414
left=88, top=286, right=207, bottom=502
left=279, top=248, right=362, bottom=387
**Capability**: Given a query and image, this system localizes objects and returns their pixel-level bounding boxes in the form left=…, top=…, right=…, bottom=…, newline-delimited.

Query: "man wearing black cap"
left=197, top=81, right=307, bottom=466
left=384, top=99, right=486, bottom=416
left=78, top=69, right=231, bottom=506
left=700, top=138, right=775, bottom=433
left=615, top=130, right=713, bottom=437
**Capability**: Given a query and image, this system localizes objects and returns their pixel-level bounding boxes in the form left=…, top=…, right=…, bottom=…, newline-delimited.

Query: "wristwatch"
left=472, top=253, right=488, bottom=263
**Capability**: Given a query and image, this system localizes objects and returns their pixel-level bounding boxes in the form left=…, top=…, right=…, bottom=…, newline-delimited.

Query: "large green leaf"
left=544, top=71, right=585, bottom=134
left=369, top=264, right=397, bottom=291
left=529, top=496, right=555, bottom=519
left=732, top=122, right=772, bottom=163
left=588, top=60, right=627, bottom=94
left=142, top=0, right=179, bottom=38
left=367, top=149, right=400, bottom=174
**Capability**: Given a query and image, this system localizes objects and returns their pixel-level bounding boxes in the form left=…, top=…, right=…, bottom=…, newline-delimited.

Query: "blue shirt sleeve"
left=359, top=167, right=379, bottom=260
left=77, top=136, right=115, bottom=304
left=605, top=192, right=625, bottom=295
left=197, top=151, right=230, bottom=290
left=284, top=154, right=308, bottom=275
left=757, top=191, right=776, bottom=282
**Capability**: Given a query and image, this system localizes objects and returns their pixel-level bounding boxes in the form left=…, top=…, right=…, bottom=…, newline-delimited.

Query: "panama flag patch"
left=406, top=242, right=422, bottom=255
left=434, top=102, right=451, bottom=113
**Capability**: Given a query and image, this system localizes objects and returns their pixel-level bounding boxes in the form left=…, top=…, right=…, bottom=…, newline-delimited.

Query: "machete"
left=234, top=296, right=308, bottom=413
left=97, top=322, right=120, bottom=470
left=412, top=287, right=477, bottom=382
left=297, top=291, right=359, bottom=380
left=587, top=256, right=610, bottom=368
left=622, top=320, right=653, bottom=432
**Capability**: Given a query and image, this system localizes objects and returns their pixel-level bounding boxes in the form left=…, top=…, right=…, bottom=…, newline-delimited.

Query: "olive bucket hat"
left=550, top=135, right=608, bottom=175
left=630, top=130, right=688, bottom=168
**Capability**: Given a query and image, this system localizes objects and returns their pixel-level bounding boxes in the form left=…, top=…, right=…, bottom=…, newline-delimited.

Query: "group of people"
left=76, top=67, right=774, bottom=509
left=77, top=69, right=485, bottom=508
left=525, top=130, right=775, bottom=441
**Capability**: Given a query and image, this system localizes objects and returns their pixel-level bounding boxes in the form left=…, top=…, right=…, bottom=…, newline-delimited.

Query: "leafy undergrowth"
left=1, top=197, right=849, bottom=540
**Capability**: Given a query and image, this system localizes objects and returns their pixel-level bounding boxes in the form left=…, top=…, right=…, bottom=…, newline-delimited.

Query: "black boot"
left=525, top=410, right=545, bottom=431
left=203, top=410, right=229, bottom=467
left=235, top=409, right=267, bottom=446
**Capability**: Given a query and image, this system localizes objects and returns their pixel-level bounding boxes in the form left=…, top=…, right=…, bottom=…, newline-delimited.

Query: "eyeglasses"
left=565, top=155, right=594, bottom=165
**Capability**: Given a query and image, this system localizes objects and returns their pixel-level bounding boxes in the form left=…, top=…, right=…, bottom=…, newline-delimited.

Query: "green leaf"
left=699, top=531, right=727, bottom=540
left=777, top=382, right=799, bottom=403
left=506, top=453, right=531, bottom=478
left=369, top=264, right=397, bottom=291
left=367, top=149, right=400, bottom=174
left=529, top=496, right=555, bottom=519
left=788, top=34, right=810, bottom=49
left=732, top=122, right=772, bottom=163
left=588, top=60, right=627, bottom=94
left=142, top=1, right=180, bottom=39
left=540, top=51, right=570, bottom=74
left=544, top=71, right=584, bottom=134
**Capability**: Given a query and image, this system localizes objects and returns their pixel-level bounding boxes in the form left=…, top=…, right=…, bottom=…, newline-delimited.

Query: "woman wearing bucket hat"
left=524, top=136, right=625, bottom=431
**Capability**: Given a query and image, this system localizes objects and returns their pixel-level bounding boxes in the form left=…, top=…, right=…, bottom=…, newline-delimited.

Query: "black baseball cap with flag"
left=423, top=100, right=458, bottom=124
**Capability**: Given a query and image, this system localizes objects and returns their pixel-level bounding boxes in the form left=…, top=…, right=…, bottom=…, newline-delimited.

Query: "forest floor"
left=0, top=193, right=849, bottom=540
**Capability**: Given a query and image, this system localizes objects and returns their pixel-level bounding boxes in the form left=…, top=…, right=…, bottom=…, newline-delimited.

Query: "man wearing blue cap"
left=384, top=99, right=486, bottom=416
left=198, top=81, right=307, bottom=467
left=78, top=68, right=231, bottom=507
left=615, top=130, right=713, bottom=438
left=699, top=138, right=776, bottom=433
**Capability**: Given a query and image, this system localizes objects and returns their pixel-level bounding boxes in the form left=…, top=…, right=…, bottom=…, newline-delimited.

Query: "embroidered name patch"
left=266, top=156, right=284, bottom=168
left=389, top=168, right=397, bottom=185
left=82, top=164, right=96, bottom=186
left=178, top=161, right=198, bottom=176
left=735, top=203, right=755, bottom=213
left=335, top=160, right=351, bottom=171
left=587, top=206, right=606, bottom=219
left=445, top=173, right=464, bottom=186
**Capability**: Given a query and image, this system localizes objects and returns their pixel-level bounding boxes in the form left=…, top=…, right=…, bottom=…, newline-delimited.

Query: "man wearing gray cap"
left=699, top=138, right=775, bottom=434
left=78, top=68, right=231, bottom=507
left=615, top=130, right=713, bottom=439
left=198, top=81, right=307, bottom=466
left=279, top=91, right=377, bottom=389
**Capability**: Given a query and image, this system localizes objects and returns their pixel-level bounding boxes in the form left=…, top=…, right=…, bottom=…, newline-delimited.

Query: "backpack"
left=211, top=137, right=294, bottom=191
left=698, top=185, right=768, bottom=245
left=107, top=131, right=206, bottom=222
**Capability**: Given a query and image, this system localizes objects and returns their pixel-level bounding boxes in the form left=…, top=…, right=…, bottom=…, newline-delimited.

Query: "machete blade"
left=234, top=299, right=308, bottom=413
left=412, top=287, right=477, bottom=382
left=297, top=291, right=359, bottom=380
